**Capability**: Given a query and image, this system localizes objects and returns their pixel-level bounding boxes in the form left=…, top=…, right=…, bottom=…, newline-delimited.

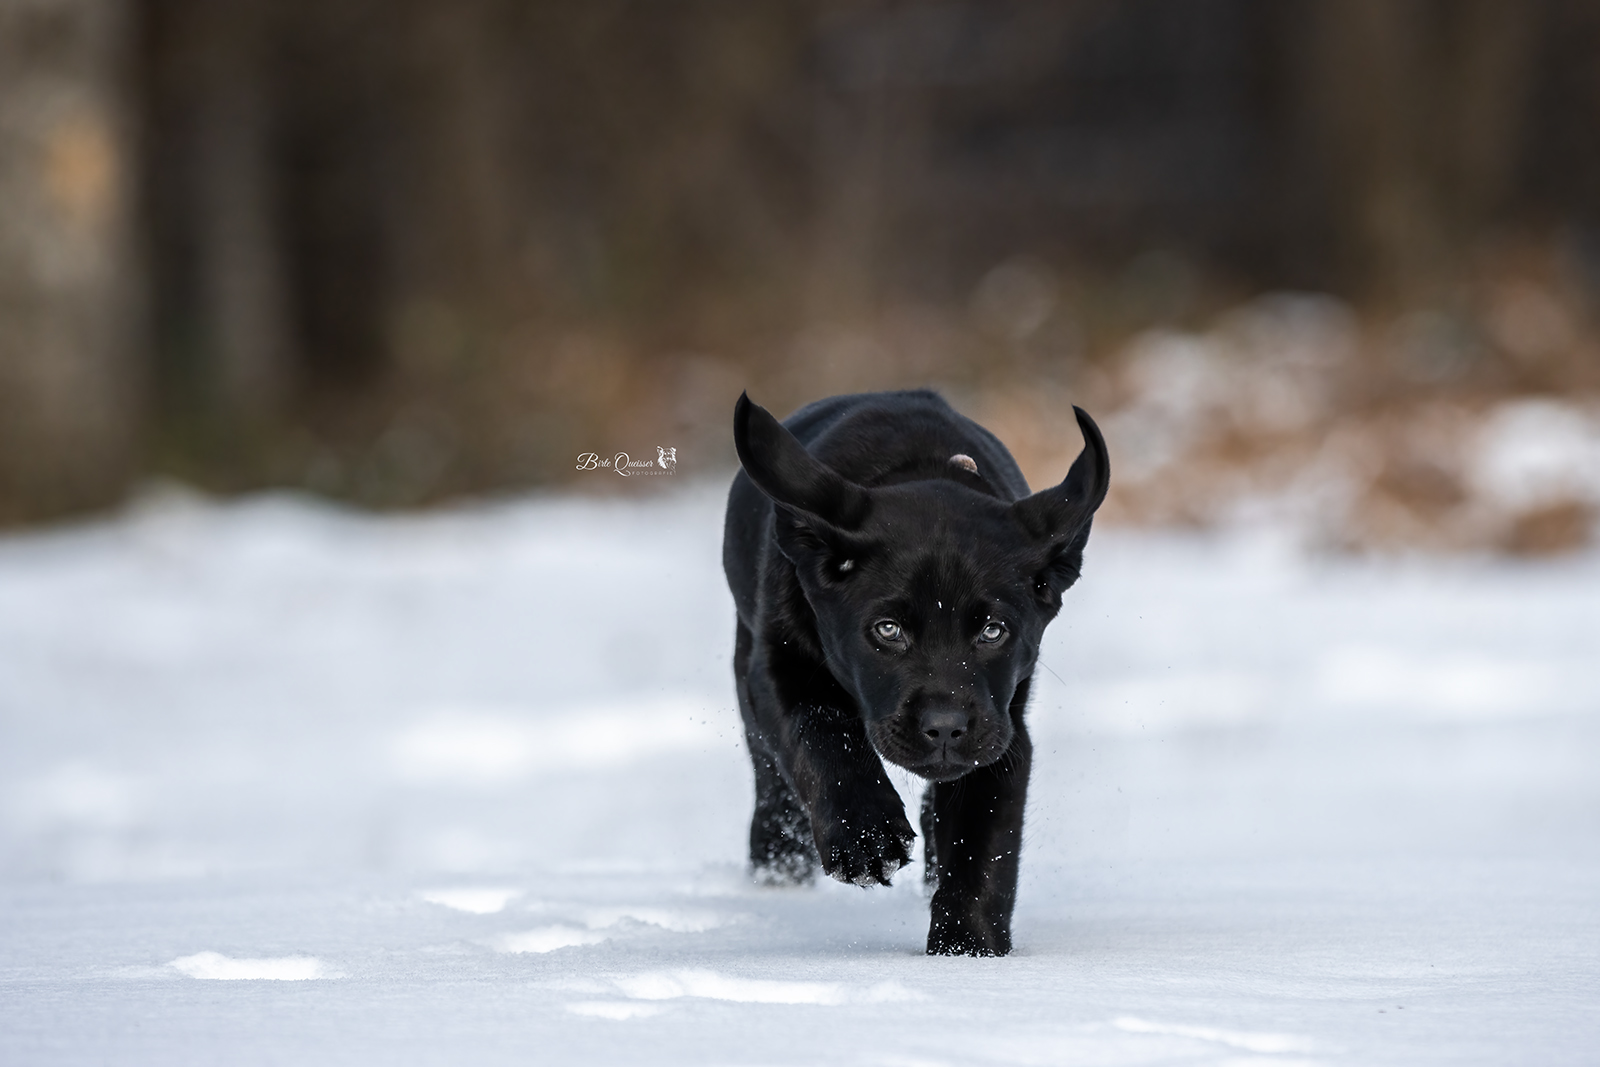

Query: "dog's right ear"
left=1012, top=406, right=1111, bottom=601
left=734, top=393, right=871, bottom=530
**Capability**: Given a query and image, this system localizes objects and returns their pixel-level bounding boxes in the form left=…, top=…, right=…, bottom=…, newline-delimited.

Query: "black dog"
left=723, top=390, right=1109, bottom=955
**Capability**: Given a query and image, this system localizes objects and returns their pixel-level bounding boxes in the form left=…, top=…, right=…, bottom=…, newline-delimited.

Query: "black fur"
left=723, top=390, right=1110, bottom=956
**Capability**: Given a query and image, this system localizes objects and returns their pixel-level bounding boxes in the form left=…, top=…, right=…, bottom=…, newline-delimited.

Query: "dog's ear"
left=1012, top=406, right=1110, bottom=599
left=770, top=503, right=874, bottom=578
left=734, top=393, right=871, bottom=530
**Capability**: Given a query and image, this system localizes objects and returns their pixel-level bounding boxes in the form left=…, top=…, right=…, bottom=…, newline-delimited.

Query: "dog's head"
left=734, top=394, right=1109, bottom=781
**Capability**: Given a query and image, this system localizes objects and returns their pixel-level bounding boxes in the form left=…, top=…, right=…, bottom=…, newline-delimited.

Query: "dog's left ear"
left=1012, top=406, right=1111, bottom=598
left=733, top=393, right=871, bottom=529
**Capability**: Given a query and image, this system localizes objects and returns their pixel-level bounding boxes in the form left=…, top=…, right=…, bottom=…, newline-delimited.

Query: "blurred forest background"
left=4, top=0, right=1600, bottom=553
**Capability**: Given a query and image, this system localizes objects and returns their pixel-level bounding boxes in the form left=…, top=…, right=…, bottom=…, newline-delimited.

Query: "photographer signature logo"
left=576, top=447, right=678, bottom=477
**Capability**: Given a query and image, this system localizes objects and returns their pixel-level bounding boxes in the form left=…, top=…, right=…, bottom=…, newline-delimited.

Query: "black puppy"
left=723, top=390, right=1110, bottom=956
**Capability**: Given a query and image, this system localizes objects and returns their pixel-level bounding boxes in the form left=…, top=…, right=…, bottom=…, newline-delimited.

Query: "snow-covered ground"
left=2, top=483, right=1597, bottom=1065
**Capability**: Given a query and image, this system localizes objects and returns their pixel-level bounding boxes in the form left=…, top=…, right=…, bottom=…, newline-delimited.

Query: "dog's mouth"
left=907, top=755, right=987, bottom=782
left=868, top=717, right=1010, bottom=781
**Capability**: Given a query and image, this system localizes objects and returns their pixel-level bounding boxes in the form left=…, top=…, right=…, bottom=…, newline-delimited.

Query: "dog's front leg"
left=925, top=720, right=1032, bottom=956
left=775, top=703, right=916, bottom=887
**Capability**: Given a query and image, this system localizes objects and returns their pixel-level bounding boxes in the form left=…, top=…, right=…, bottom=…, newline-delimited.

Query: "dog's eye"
left=978, top=621, right=1006, bottom=644
left=873, top=619, right=904, bottom=644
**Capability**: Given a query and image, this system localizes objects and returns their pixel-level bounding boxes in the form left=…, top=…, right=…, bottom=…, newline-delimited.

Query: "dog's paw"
left=926, top=925, right=1009, bottom=956
left=926, top=890, right=1011, bottom=956
left=813, top=804, right=916, bottom=888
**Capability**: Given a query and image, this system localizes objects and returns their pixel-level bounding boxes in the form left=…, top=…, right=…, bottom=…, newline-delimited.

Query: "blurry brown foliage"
left=3, top=0, right=1600, bottom=551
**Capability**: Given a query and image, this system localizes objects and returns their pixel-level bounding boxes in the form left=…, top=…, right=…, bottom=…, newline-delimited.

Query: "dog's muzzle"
left=872, top=698, right=1008, bottom=781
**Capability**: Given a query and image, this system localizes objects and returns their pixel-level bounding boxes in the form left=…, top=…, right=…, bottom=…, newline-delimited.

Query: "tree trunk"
left=1300, top=0, right=1541, bottom=297
left=0, top=0, right=140, bottom=521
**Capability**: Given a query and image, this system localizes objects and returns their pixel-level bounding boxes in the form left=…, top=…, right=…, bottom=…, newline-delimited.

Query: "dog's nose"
left=921, top=708, right=971, bottom=742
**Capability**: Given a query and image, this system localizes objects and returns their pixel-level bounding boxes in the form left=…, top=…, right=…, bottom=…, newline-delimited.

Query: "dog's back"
left=773, top=390, right=1029, bottom=497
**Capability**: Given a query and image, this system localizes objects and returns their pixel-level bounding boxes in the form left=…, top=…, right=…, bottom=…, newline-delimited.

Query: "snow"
left=1470, top=398, right=1600, bottom=511
left=169, top=952, right=336, bottom=981
left=2, top=482, right=1597, bottom=1065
